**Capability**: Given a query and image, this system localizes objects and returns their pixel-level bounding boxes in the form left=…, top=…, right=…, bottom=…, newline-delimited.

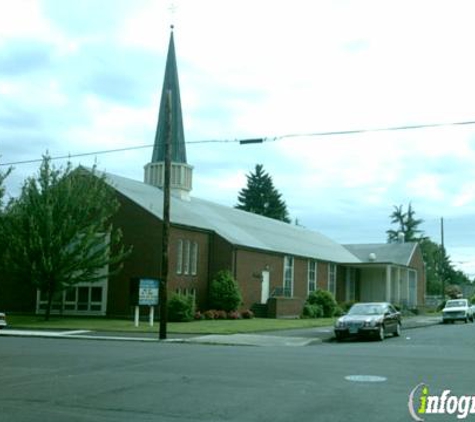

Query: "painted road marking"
left=345, top=375, right=387, bottom=382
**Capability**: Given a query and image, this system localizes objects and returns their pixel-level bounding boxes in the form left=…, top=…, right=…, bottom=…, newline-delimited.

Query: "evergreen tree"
left=236, top=164, right=290, bottom=223
left=419, top=238, right=446, bottom=295
left=386, top=203, right=424, bottom=243
left=2, top=156, right=130, bottom=320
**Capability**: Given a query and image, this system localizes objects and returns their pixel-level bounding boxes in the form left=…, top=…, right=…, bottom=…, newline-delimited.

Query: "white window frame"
left=190, top=241, right=198, bottom=276
left=176, top=239, right=183, bottom=274
left=283, top=256, right=294, bottom=297
left=308, top=260, right=317, bottom=294
left=328, top=263, right=337, bottom=297
left=183, top=240, right=191, bottom=275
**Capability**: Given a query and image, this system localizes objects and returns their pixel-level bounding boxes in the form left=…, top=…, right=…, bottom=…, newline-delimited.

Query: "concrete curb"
left=168, top=333, right=322, bottom=347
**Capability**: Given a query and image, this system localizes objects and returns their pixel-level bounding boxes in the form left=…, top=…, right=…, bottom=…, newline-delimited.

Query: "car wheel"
left=394, top=323, right=401, bottom=337
left=377, top=325, right=385, bottom=341
left=335, top=332, right=344, bottom=342
left=465, top=316, right=469, bottom=323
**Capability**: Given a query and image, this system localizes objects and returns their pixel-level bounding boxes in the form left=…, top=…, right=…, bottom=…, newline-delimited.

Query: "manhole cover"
left=345, top=375, right=387, bottom=382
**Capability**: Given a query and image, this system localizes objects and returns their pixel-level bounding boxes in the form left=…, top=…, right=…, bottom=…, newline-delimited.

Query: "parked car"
left=0, top=312, right=7, bottom=329
left=442, top=299, right=474, bottom=323
left=334, top=302, right=401, bottom=341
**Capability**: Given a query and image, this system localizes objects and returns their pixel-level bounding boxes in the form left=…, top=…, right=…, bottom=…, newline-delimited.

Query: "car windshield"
left=445, top=300, right=466, bottom=308
left=348, top=304, right=385, bottom=316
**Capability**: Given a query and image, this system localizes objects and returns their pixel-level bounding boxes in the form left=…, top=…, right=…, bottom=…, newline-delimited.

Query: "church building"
left=1, top=29, right=426, bottom=318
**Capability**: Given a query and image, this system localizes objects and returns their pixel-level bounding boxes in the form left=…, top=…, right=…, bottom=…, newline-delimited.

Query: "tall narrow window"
left=283, top=256, right=294, bottom=297
left=328, top=263, right=337, bottom=296
left=190, top=241, right=198, bottom=275
left=176, top=240, right=183, bottom=274
left=183, top=240, right=191, bottom=275
left=308, top=260, right=317, bottom=294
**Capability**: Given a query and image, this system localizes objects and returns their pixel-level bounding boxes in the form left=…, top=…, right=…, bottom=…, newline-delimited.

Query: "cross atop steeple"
left=144, top=27, right=193, bottom=200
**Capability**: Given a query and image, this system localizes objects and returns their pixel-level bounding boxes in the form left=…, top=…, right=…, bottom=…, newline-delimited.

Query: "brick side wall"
left=209, top=234, right=234, bottom=280
left=293, top=257, right=308, bottom=299
left=110, top=193, right=210, bottom=316
left=317, top=261, right=329, bottom=290
left=234, top=249, right=284, bottom=310
left=267, top=297, right=305, bottom=318
left=169, top=227, right=210, bottom=310
left=234, top=250, right=324, bottom=312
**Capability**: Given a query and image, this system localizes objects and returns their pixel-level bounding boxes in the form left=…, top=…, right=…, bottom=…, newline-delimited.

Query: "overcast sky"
left=2, top=0, right=475, bottom=278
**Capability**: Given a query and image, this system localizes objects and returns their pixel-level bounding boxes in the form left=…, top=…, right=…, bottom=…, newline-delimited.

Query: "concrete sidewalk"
left=0, top=315, right=441, bottom=346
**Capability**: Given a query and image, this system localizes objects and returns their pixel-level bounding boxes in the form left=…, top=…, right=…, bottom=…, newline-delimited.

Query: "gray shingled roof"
left=343, top=243, right=417, bottom=266
left=101, top=171, right=361, bottom=264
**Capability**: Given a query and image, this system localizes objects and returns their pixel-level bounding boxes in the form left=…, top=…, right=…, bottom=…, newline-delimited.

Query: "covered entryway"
left=358, top=265, right=418, bottom=308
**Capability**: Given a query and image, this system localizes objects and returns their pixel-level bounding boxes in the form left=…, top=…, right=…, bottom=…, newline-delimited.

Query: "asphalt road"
left=1, top=322, right=474, bottom=422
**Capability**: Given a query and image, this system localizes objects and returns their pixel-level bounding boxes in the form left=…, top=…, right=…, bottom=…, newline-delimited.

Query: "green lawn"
left=6, top=315, right=336, bottom=335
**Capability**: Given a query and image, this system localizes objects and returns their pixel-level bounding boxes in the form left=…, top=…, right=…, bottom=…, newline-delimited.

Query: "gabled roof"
left=343, top=242, right=418, bottom=266
left=102, top=171, right=361, bottom=264
left=151, top=28, right=187, bottom=164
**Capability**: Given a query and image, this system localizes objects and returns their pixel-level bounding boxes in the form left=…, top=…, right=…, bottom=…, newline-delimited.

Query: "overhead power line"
left=2, top=119, right=475, bottom=167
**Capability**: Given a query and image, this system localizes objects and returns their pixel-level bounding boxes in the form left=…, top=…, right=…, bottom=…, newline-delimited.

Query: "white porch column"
left=396, top=267, right=401, bottom=303
left=386, top=265, right=391, bottom=302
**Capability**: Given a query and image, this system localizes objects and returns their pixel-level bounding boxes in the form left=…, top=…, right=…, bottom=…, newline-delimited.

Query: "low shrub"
left=301, top=304, right=323, bottom=319
left=241, top=309, right=254, bottom=319
left=227, top=311, right=241, bottom=320
left=306, top=290, right=338, bottom=317
left=194, top=311, right=204, bottom=321
left=203, top=309, right=217, bottom=320
left=168, top=294, right=194, bottom=322
left=333, top=306, right=345, bottom=317
left=214, top=310, right=228, bottom=320
left=208, top=270, right=242, bottom=312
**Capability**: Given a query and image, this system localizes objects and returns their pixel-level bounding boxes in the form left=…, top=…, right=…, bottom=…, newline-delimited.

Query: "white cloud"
left=3, top=0, right=475, bottom=276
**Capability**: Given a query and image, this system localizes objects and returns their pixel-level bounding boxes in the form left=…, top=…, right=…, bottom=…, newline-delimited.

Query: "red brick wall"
left=234, top=249, right=284, bottom=309
left=169, top=227, right=210, bottom=310
left=317, top=261, right=329, bottom=290
left=234, top=249, right=320, bottom=310
left=267, top=297, right=305, bottom=318
left=109, top=193, right=210, bottom=316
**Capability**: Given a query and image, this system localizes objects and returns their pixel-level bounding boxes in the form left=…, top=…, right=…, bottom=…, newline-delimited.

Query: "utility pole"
left=440, top=217, right=445, bottom=299
left=159, top=89, right=172, bottom=340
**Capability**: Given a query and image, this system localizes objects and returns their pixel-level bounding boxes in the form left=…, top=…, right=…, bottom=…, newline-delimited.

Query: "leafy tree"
left=3, top=156, right=130, bottom=320
left=208, top=270, right=242, bottom=312
left=236, top=164, right=291, bottom=223
left=387, top=203, right=424, bottom=243
left=0, top=166, right=12, bottom=288
left=419, top=238, right=451, bottom=295
left=419, top=238, right=470, bottom=296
